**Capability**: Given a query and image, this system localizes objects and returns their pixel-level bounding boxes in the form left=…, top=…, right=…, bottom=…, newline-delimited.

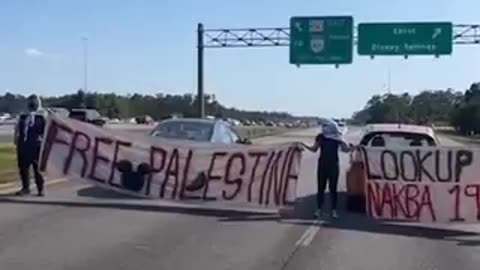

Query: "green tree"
left=0, top=90, right=299, bottom=122
left=451, top=82, right=480, bottom=134
left=353, top=89, right=463, bottom=126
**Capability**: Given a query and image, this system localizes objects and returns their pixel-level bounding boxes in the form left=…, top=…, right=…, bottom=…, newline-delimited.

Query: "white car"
left=358, top=123, right=439, bottom=147
left=0, top=113, right=11, bottom=121
left=346, top=123, right=439, bottom=213
left=150, top=118, right=251, bottom=145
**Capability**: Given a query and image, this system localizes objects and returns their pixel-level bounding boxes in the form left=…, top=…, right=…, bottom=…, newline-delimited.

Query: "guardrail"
left=110, top=125, right=291, bottom=139
left=0, top=123, right=306, bottom=144
left=235, top=126, right=287, bottom=139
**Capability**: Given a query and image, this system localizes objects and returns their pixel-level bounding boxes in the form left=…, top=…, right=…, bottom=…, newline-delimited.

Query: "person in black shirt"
left=303, top=120, right=353, bottom=218
left=14, top=95, right=47, bottom=196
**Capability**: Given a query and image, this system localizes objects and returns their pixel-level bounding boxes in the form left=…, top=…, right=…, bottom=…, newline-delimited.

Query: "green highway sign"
left=358, top=22, right=453, bottom=56
left=290, top=16, right=354, bottom=65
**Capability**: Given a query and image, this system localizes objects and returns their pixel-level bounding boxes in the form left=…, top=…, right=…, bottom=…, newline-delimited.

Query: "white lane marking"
left=295, top=226, right=315, bottom=246
left=301, top=226, right=320, bottom=246
left=295, top=219, right=322, bottom=247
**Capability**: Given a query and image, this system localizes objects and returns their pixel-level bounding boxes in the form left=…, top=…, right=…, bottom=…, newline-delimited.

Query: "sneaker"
left=37, top=190, right=44, bottom=197
left=15, top=189, right=30, bottom=196
left=314, top=209, right=323, bottom=218
left=331, top=210, right=338, bottom=219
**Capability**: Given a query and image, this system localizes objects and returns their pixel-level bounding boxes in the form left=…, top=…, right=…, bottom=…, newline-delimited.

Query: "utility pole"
left=82, top=37, right=88, bottom=92
left=385, top=67, right=398, bottom=123
left=387, top=68, right=391, bottom=94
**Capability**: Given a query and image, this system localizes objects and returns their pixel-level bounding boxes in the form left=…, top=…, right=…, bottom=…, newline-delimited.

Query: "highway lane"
left=0, top=127, right=479, bottom=270
left=0, top=128, right=320, bottom=270
left=0, top=123, right=154, bottom=143
left=283, top=127, right=480, bottom=270
left=0, top=122, right=287, bottom=143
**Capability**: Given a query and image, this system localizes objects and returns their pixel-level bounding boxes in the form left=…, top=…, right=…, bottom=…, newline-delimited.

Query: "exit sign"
left=358, top=22, right=453, bottom=56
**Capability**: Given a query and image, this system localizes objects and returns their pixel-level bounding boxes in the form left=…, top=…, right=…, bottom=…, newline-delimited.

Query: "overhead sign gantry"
left=196, top=19, right=479, bottom=117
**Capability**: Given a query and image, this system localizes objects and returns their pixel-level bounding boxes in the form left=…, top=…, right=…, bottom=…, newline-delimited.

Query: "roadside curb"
left=0, top=178, right=66, bottom=194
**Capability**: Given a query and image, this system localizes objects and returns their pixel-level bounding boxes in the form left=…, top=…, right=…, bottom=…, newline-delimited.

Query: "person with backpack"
left=14, top=94, right=47, bottom=196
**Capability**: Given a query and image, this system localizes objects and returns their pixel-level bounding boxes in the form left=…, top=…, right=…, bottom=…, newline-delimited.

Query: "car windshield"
left=361, top=132, right=436, bottom=147
left=151, top=120, right=214, bottom=142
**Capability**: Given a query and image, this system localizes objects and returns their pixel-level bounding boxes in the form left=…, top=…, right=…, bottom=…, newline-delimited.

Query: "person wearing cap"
left=303, top=119, right=353, bottom=218
left=13, top=94, right=47, bottom=196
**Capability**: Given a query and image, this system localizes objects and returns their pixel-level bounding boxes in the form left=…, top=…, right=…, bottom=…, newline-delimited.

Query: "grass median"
left=436, top=129, right=480, bottom=146
left=236, top=127, right=287, bottom=139
left=0, top=143, right=17, bottom=185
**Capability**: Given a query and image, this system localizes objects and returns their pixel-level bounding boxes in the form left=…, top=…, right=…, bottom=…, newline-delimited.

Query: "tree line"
left=0, top=90, right=296, bottom=121
left=352, top=82, right=480, bottom=135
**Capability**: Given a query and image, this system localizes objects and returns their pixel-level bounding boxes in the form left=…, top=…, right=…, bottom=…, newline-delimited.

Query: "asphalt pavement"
left=0, top=127, right=479, bottom=270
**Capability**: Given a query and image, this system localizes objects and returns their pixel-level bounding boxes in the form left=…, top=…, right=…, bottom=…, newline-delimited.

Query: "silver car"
left=150, top=118, right=251, bottom=144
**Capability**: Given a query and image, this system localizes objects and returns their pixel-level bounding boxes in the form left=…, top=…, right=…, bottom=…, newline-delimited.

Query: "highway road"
left=0, top=127, right=479, bottom=270
left=0, top=123, right=155, bottom=143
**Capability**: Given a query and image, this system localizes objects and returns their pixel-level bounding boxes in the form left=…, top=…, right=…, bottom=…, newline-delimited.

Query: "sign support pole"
left=197, top=23, right=205, bottom=118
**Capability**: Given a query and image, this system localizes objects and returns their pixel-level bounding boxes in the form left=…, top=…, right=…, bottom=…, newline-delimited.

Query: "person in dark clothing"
left=14, top=95, right=47, bottom=196
left=303, top=120, right=353, bottom=218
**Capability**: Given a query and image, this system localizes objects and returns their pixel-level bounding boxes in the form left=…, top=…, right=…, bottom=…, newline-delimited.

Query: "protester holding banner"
left=39, top=113, right=303, bottom=208
left=303, top=119, right=353, bottom=218
left=14, top=95, right=47, bottom=196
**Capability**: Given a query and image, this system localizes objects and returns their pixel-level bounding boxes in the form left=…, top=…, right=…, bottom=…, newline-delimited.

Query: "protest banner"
left=39, top=115, right=303, bottom=209
left=362, top=147, right=480, bottom=223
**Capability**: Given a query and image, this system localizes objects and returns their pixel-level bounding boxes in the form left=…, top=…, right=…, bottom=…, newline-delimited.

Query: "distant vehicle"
left=135, top=115, right=155, bottom=125
left=69, top=109, right=105, bottom=127
left=0, top=113, right=11, bottom=121
left=46, top=107, right=69, bottom=118
left=256, top=120, right=266, bottom=126
left=240, top=119, right=252, bottom=126
left=225, top=118, right=241, bottom=126
left=266, top=121, right=275, bottom=127
left=169, top=113, right=182, bottom=119
left=109, top=118, right=121, bottom=124
left=150, top=118, right=251, bottom=145
left=160, top=114, right=181, bottom=121
left=337, top=120, right=346, bottom=127
left=346, top=123, right=438, bottom=213
left=231, top=119, right=241, bottom=126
